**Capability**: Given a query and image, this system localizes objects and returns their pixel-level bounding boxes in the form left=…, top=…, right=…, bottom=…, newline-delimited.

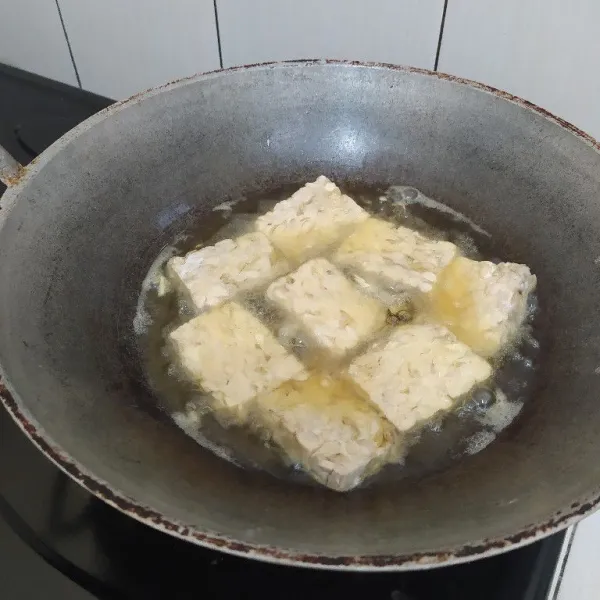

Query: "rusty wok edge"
left=0, top=60, right=599, bottom=571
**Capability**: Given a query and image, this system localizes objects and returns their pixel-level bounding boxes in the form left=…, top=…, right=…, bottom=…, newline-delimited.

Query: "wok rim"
left=0, top=59, right=599, bottom=571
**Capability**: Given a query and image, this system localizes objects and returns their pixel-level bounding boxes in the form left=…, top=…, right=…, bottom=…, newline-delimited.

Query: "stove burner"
left=14, top=116, right=84, bottom=158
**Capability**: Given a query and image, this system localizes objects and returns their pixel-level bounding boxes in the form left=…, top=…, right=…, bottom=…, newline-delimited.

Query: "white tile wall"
left=3, top=1, right=600, bottom=144
left=438, top=0, right=600, bottom=140
left=58, top=0, right=221, bottom=99
left=216, top=0, right=445, bottom=69
left=0, top=0, right=77, bottom=86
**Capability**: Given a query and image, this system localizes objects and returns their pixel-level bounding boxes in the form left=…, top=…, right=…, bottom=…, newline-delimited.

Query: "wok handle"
left=0, top=144, right=24, bottom=187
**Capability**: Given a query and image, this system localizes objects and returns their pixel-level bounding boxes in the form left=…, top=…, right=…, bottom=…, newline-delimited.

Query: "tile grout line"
left=434, top=0, right=449, bottom=71
left=53, top=0, right=82, bottom=89
left=213, top=0, right=224, bottom=69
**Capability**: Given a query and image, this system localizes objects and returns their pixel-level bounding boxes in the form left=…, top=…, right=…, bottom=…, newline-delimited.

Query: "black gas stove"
left=0, top=64, right=569, bottom=600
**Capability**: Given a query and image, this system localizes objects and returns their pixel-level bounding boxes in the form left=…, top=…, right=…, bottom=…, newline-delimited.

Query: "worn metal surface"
left=0, top=143, right=24, bottom=186
left=1, top=61, right=600, bottom=570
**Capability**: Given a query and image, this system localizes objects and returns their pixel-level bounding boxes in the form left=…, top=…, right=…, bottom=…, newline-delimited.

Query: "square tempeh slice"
left=255, top=175, right=368, bottom=262
left=334, top=218, right=458, bottom=294
left=165, top=232, right=289, bottom=315
left=168, top=302, right=307, bottom=423
left=428, top=257, right=537, bottom=358
left=347, top=323, right=492, bottom=434
left=253, top=374, right=397, bottom=492
left=266, top=258, right=387, bottom=359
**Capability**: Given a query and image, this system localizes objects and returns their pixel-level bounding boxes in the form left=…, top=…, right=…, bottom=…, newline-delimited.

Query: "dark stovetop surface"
left=0, top=64, right=566, bottom=600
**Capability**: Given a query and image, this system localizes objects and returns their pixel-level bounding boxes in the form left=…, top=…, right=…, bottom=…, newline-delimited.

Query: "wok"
left=1, top=61, right=600, bottom=570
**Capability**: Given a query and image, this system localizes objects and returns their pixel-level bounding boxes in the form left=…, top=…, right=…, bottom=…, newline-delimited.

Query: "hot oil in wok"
left=134, top=185, right=541, bottom=488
